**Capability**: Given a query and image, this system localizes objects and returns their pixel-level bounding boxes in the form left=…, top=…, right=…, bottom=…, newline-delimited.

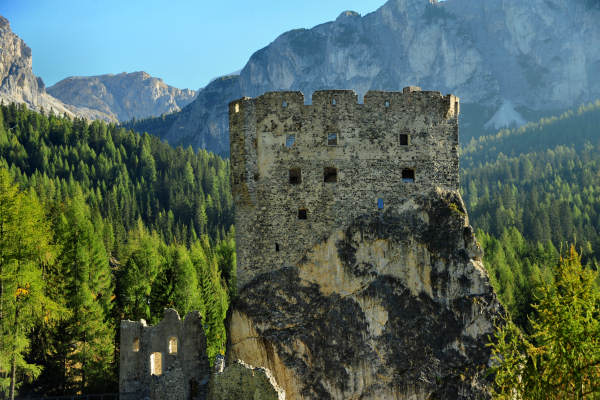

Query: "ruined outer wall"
left=230, top=88, right=460, bottom=288
left=119, top=309, right=210, bottom=399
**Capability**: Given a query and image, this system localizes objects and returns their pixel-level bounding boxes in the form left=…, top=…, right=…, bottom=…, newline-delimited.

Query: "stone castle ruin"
left=227, top=88, right=504, bottom=399
left=120, top=88, right=503, bottom=400
left=119, top=309, right=210, bottom=400
left=229, top=88, right=460, bottom=287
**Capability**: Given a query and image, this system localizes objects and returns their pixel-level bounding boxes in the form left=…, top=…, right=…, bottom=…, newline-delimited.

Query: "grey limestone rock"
left=0, top=16, right=112, bottom=120
left=145, top=0, right=600, bottom=154
left=47, top=72, right=197, bottom=122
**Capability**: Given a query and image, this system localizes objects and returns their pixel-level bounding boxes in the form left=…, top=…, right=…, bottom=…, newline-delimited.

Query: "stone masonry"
left=229, top=88, right=460, bottom=288
left=119, top=309, right=210, bottom=400
left=228, top=88, right=504, bottom=399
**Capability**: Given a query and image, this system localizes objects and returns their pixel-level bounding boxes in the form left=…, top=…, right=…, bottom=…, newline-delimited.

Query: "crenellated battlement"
left=229, top=88, right=459, bottom=118
left=230, top=88, right=460, bottom=288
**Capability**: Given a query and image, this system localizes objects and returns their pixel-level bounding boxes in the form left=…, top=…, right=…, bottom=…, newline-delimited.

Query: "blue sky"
left=1, top=0, right=386, bottom=90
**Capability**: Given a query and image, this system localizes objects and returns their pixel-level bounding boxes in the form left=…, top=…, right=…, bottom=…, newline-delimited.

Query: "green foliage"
left=489, top=247, right=600, bottom=399
left=462, top=101, right=600, bottom=265
left=0, top=169, right=59, bottom=399
left=0, top=105, right=236, bottom=397
left=0, top=102, right=233, bottom=255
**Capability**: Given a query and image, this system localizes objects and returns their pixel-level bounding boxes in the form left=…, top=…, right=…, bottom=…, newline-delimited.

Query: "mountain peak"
left=336, top=10, right=361, bottom=21
left=0, top=16, right=10, bottom=30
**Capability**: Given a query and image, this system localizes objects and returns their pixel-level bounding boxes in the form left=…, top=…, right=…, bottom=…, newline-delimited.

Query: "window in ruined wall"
left=275, top=243, right=280, bottom=252
left=324, top=167, right=337, bottom=183
left=402, top=169, right=415, bottom=183
left=234, top=103, right=239, bottom=113
left=150, top=352, right=162, bottom=376
left=399, top=134, right=409, bottom=146
left=286, top=134, right=296, bottom=147
left=327, top=133, right=338, bottom=146
left=298, top=209, right=307, bottom=220
left=289, top=168, right=301, bottom=184
left=168, top=337, right=178, bottom=354
left=377, top=198, right=384, bottom=210
left=132, top=337, right=140, bottom=352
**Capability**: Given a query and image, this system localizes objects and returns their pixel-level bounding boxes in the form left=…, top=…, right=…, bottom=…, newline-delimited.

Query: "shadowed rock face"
left=228, top=189, right=504, bottom=399
left=133, top=0, right=600, bottom=154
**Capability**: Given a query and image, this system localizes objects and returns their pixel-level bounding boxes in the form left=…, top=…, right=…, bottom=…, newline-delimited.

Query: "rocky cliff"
left=48, top=72, right=197, bottom=122
left=228, top=189, right=504, bottom=399
left=0, top=16, right=111, bottom=120
left=130, top=0, right=600, bottom=154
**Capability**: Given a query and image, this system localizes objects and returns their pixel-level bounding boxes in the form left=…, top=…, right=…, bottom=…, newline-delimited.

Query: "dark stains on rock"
left=233, top=267, right=374, bottom=398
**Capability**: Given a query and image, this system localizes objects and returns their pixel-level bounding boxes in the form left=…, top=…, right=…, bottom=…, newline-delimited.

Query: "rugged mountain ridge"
left=128, top=0, right=600, bottom=155
left=0, top=16, right=110, bottom=120
left=48, top=72, right=197, bottom=122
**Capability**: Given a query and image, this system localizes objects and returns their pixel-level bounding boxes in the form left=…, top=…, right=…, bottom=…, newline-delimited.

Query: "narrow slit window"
left=327, top=133, right=338, bottom=146
left=377, top=198, right=384, bottom=210
left=275, top=243, right=280, bottom=252
left=385, top=100, right=390, bottom=108
left=285, top=134, right=296, bottom=147
left=402, top=169, right=415, bottom=183
left=132, top=337, right=140, bottom=352
left=168, top=337, right=178, bottom=354
left=234, top=103, right=239, bottom=113
left=289, top=168, right=301, bottom=184
left=298, top=209, right=307, bottom=220
left=150, top=352, right=162, bottom=376
left=399, top=134, right=409, bottom=146
left=324, top=167, right=338, bottom=183
left=332, top=98, right=336, bottom=105
left=282, top=100, right=288, bottom=108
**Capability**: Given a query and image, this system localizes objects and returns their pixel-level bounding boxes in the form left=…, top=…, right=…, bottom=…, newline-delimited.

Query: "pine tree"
left=0, top=170, right=58, bottom=399
left=53, top=192, right=115, bottom=393
left=489, top=246, right=600, bottom=399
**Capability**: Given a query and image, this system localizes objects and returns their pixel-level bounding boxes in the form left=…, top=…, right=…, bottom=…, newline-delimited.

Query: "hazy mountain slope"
left=47, top=72, right=197, bottom=122
left=127, top=0, right=600, bottom=155
left=0, top=16, right=112, bottom=120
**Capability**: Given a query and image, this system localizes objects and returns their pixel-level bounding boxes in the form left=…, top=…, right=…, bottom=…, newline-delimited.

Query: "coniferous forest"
left=0, top=103, right=234, bottom=396
left=0, top=100, right=599, bottom=398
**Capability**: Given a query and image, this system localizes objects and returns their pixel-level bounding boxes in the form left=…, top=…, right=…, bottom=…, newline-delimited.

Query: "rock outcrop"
left=228, top=189, right=504, bottom=399
left=131, top=0, right=600, bottom=154
left=47, top=72, right=197, bottom=122
left=208, top=360, right=285, bottom=400
left=0, top=16, right=111, bottom=120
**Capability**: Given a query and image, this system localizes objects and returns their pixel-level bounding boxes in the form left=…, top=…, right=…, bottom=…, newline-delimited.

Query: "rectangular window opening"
left=168, top=337, right=178, bottom=354
left=298, top=209, right=307, bottom=220
left=327, top=133, right=338, bottom=146
left=234, top=103, right=240, bottom=113
left=377, top=198, right=384, bottom=210
left=324, top=167, right=338, bottom=183
left=275, top=243, right=280, bottom=252
left=150, top=352, right=162, bottom=376
left=399, top=134, right=409, bottom=146
left=402, top=169, right=415, bottom=183
left=285, top=134, right=296, bottom=147
left=289, top=168, right=301, bottom=184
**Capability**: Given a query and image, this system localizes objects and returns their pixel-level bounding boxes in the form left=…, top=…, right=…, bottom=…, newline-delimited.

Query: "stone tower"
left=227, top=88, right=503, bottom=400
left=230, top=88, right=460, bottom=288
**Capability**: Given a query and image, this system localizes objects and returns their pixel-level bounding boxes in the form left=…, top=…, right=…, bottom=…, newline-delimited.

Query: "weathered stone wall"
left=230, top=88, right=460, bottom=288
left=228, top=89, right=504, bottom=399
left=119, top=309, right=210, bottom=400
left=208, top=360, right=285, bottom=400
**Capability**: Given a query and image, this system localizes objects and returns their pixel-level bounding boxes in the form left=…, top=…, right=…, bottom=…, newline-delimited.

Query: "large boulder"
left=228, top=189, right=504, bottom=399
